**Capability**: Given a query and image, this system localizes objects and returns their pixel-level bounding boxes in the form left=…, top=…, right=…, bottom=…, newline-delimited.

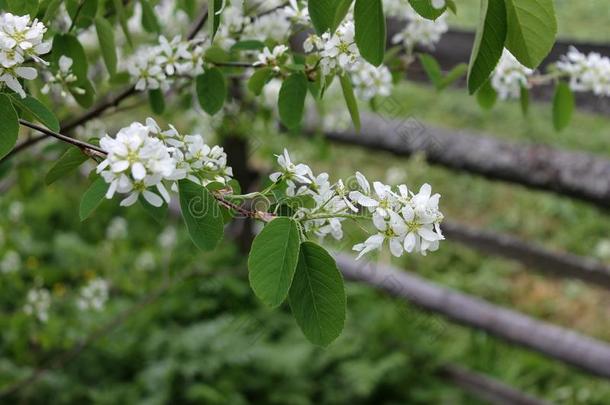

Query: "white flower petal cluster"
left=268, top=150, right=444, bottom=254
left=281, top=0, right=311, bottom=26
left=351, top=62, right=393, bottom=101
left=128, top=35, right=207, bottom=91
left=304, top=20, right=361, bottom=75
left=269, top=149, right=352, bottom=241
left=253, top=45, right=289, bottom=72
left=97, top=118, right=233, bottom=208
left=350, top=173, right=444, bottom=258
left=77, top=279, right=109, bottom=311
left=0, top=13, right=51, bottom=98
left=1, top=250, right=20, bottom=273
left=24, top=288, right=51, bottom=322
left=41, top=55, right=84, bottom=98
left=491, top=49, right=534, bottom=100
left=106, top=217, right=128, bottom=240
left=557, top=47, right=610, bottom=97
left=390, top=5, right=448, bottom=50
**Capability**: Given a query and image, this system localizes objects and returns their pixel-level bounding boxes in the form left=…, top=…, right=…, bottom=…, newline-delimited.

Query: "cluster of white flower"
left=24, top=288, right=51, bottom=322
left=41, top=55, right=84, bottom=98
left=389, top=4, right=448, bottom=50
left=351, top=62, right=393, bottom=101
left=77, top=279, right=109, bottom=311
left=557, top=47, right=610, bottom=97
left=106, top=217, right=128, bottom=240
left=1, top=250, right=20, bottom=273
left=269, top=149, right=444, bottom=257
left=253, top=45, right=289, bottom=72
left=491, top=49, right=534, bottom=100
left=128, top=35, right=206, bottom=91
left=304, top=20, right=360, bottom=76
left=0, top=13, right=51, bottom=98
left=350, top=177, right=444, bottom=258
left=97, top=118, right=232, bottom=207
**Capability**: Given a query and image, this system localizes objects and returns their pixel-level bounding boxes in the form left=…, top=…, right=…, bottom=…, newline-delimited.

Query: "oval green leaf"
left=0, top=95, right=19, bottom=160
left=339, top=74, right=361, bottom=131
left=354, top=0, right=386, bottom=66
left=248, top=217, right=301, bottom=308
left=289, top=242, right=346, bottom=346
left=9, top=95, right=60, bottom=132
left=45, top=147, right=88, bottom=185
left=196, top=68, right=227, bottom=115
left=178, top=179, right=224, bottom=251
left=279, top=72, right=308, bottom=129
left=467, top=0, right=507, bottom=94
left=552, top=82, right=574, bottom=132
left=95, top=17, right=118, bottom=77
left=80, top=177, right=109, bottom=221
left=504, top=0, right=557, bottom=68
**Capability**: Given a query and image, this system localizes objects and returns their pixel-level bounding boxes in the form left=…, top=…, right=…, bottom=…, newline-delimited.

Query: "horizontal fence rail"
left=336, top=254, right=610, bottom=379
left=316, top=113, right=610, bottom=209
left=438, top=364, right=551, bottom=405
left=443, top=221, right=610, bottom=289
left=390, top=23, right=610, bottom=115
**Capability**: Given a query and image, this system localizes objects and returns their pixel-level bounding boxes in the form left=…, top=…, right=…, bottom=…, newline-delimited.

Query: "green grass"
left=449, top=0, right=610, bottom=42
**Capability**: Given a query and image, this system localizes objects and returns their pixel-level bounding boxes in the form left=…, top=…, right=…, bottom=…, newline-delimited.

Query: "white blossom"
left=77, top=279, right=109, bottom=311
left=253, top=45, right=289, bottom=72
left=106, top=217, right=128, bottom=240
left=41, top=55, right=84, bottom=98
left=270, top=149, right=313, bottom=184
left=97, top=118, right=233, bottom=207
left=0, top=250, right=21, bottom=273
left=491, top=49, right=534, bottom=100
left=557, top=47, right=610, bottom=97
left=391, top=6, right=448, bottom=50
left=351, top=62, right=393, bottom=101
left=24, top=288, right=51, bottom=322
left=0, top=13, right=51, bottom=97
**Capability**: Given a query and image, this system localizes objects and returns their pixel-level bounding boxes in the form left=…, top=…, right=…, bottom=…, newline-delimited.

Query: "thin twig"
left=19, top=120, right=106, bottom=156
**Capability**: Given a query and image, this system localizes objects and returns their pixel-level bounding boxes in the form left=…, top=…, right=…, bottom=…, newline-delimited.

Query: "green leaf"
left=476, top=78, right=497, bottom=109
left=43, top=0, right=63, bottom=24
left=418, top=54, right=443, bottom=88
left=354, top=0, right=386, bottom=66
left=140, top=0, right=161, bottom=34
left=289, top=242, right=346, bottom=346
left=520, top=85, right=529, bottom=116
left=408, top=0, right=446, bottom=20
left=51, top=34, right=88, bottom=83
left=5, top=0, right=38, bottom=15
left=45, top=147, right=87, bottom=185
left=231, top=40, right=265, bottom=51
left=308, top=0, right=354, bottom=34
left=248, top=67, right=275, bottom=96
left=67, top=0, right=98, bottom=28
left=178, top=179, right=224, bottom=251
left=0, top=95, right=19, bottom=160
left=278, top=72, right=308, bottom=129
left=208, top=0, right=222, bottom=39
left=440, top=63, right=468, bottom=89
left=112, top=0, right=133, bottom=47
left=504, top=0, right=557, bottom=68
left=467, top=0, right=507, bottom=94
left=552, top=82, right=574, bottom=132
left=80, top=177, right=109, bottom=221
left=95, top=17, right=118, bottom=77
left=139, top=195, right=168, bottom=224
left=71, top=78, right=96, bottom=109
left=9, top=95, right=60, bottom=132
left=248, top=217, right=301, bottom=308
left=339, top=74, right=360, bottom=131
left=196, top=68, right=227, bottom=115
left=148, top=89, right=165, bottom=115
